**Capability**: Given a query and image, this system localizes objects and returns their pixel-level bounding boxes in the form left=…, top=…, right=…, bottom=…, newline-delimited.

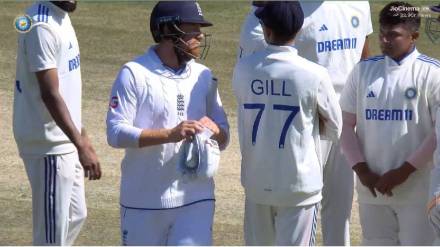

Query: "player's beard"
left=178, top=39, right=201, bottom=57
left=51, top=1, right=77, bottom=13
left=173, top=38, right=202, bottom=65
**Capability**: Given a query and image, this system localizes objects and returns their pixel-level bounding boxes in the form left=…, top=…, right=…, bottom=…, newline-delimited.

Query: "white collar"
left=266, top=44, right=299, bottom=55
left=146, top=46, right=193, bottom=79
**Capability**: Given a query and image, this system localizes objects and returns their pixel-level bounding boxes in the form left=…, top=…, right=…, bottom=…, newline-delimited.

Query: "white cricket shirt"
left=296, top=1, right=373, bottom=93
left=233, top=45, right=342, bottom=207
left=14, top=2, right=82, bottom=157
left=340, top=48, right=440, bottom=205
left=106, top=47, right=229, bottom=209
left=236, top=2, right=372, bottom=94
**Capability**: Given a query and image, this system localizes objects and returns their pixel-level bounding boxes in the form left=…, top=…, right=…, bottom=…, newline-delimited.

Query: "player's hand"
left=77, top=141, right=101, bottom=180
left=169, top=120, right=204, bottom=142
left=353, top=162, right=380, bottom=197
left=199, top=116, right=220, bottom=135
left=375, top=162, right=416, bottom=196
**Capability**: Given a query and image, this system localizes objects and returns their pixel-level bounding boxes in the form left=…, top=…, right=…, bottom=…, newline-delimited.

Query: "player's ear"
left=411, top=31, right=419, bottom=42
left=261, top=24, right=272, bottom=44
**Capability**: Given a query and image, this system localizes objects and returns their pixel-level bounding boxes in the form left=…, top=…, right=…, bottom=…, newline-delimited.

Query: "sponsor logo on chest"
left=68, top=53, right=80, bottom=72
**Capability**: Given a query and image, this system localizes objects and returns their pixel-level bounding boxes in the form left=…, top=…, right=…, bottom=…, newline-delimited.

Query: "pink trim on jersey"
left=406, top=131, right=436, bottom=169
left=340, top=111, right=366, bottom=168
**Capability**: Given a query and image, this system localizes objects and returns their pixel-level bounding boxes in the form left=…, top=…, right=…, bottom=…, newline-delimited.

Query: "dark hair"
left=255, top=1, right=304, bottom=44
left=379, top=1, right=421, bottom=31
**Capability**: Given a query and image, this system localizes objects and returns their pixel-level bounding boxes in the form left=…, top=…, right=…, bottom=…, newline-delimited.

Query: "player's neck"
left=155, top=44, right=184, bottom=70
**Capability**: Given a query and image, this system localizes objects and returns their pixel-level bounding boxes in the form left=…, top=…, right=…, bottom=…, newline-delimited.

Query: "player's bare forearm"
left=37, top=69, right=101, bottom=180
left=36, top=69, right=84, bottom=149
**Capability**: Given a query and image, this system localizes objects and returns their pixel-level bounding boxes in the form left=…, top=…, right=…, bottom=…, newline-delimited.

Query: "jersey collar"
left=266, top=44, right=299, bottom=55
left=385, top=46, right=419, bottom=68
left=146, top=46, right=193, bottom=79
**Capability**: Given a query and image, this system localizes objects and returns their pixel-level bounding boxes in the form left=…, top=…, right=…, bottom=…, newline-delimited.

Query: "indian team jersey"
left=232, top=45, right=342, bottom=207
left=340, top=49, right=440, bottom=205
left=14, top=2, right=81, bottom=157
left=296, top=1, right=373, bottom=92
left=106, top=47, right=229, bottom=209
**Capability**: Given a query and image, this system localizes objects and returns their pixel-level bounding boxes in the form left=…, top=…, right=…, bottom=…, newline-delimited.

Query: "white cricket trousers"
left=120, top=200, right=215, bottom=245
left=320, top=140, right=353, bottom=246
left=359, top=203, right=434, bottom=245
left=244, top=198, right=319, bottom=246
left=23, top=151, right=87, bottom=246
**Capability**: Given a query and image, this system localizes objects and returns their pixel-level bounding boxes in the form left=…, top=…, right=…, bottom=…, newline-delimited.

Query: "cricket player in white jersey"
left=340, top=2, right=440, bottom=245
left=106, top=1, right=229, bottom=245
left=296, top=2, right=372, bottom=245
left=13, top=1, right=101, bottom=245
left=237, top=1, right=372, bottom=245
left=233, top=2, right=342, bottom=245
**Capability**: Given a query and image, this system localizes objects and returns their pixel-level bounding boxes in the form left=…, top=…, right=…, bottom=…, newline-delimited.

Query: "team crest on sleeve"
left=110, top=96, right=119, bottom=109
left=351, top=16, right=359, bottom=28
left=405, top=87, right=418, bottom=99
left=14, top=14, right=32, bottom=33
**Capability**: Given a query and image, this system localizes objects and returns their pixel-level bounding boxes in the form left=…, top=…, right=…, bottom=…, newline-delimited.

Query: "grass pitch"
left=0, top=1, right=439, bottom=245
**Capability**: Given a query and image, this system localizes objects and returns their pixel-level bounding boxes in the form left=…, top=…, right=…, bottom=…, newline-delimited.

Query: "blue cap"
left=151, top=1, right=212, bottom=27
left=255, top=1, right=304, bottom=38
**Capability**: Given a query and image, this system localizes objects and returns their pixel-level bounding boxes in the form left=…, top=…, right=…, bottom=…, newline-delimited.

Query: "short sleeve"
left=364, top=2, right=374, bottom=36
left=25, top=24, right=59, bottom=72
left=339, top=66, right=359, bottom=114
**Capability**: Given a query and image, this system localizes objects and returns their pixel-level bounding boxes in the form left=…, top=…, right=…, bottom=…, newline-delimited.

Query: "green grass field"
left=0, top=1, right=439, bottom=245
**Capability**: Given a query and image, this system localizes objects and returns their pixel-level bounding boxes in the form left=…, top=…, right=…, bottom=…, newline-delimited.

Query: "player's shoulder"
left=336, top=1, right=370, bottom=9
left=301, top=1, right=370, bottom=16
left=359, top=55, right=385, bottom=64
left=352, top=55, right=385, bottom=75
left=296, top=55, right=328, bottom=74
left=123, top=54, right=148, bottom=72
left=235, top=50, right=263, bottom=70
left=26, top=2, right=55, bottom=26
left=416, top=54, right=440, bottom=69
left=189, top=60, right=211, bottom=73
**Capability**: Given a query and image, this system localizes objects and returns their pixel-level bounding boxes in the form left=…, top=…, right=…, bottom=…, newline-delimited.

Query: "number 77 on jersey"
left=243, top=103, right=300, bottom=149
